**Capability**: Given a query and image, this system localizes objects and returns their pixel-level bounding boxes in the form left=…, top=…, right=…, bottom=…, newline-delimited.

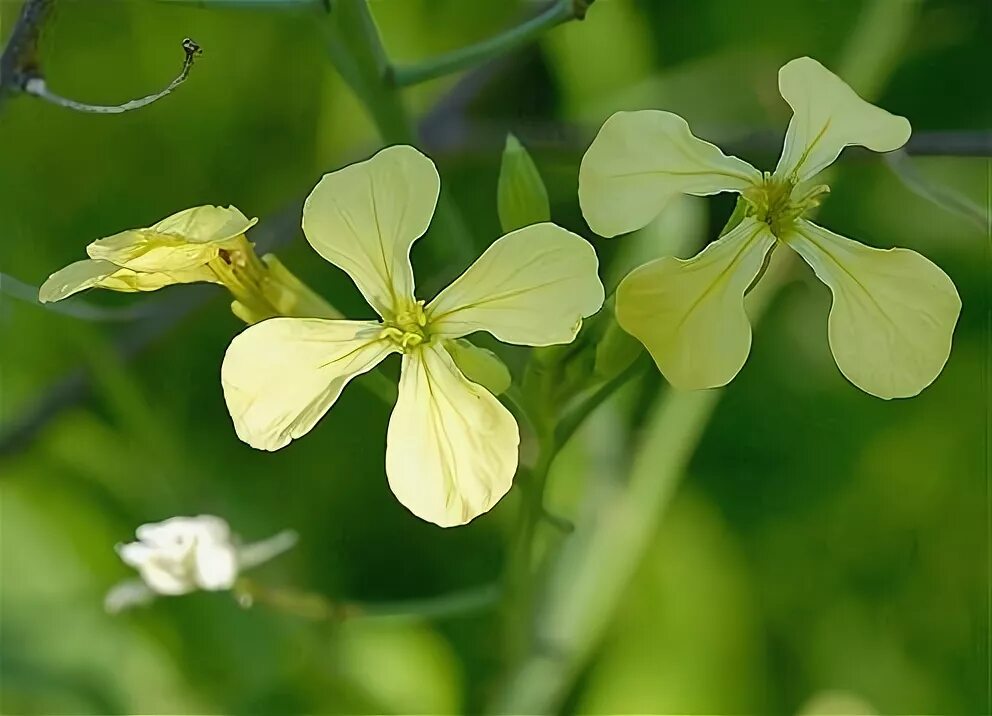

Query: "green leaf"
left=446, top=339, right=512, bottom=395
left=497, top=134, right=551, bottom=233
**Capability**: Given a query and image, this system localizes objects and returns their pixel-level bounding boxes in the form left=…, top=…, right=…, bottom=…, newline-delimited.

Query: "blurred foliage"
left=1, top=0, right=989, bottom=714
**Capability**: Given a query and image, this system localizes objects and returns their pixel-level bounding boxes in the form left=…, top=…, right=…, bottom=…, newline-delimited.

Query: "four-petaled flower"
left=39, top=205, right=257, bottom=302
left=221, top=145, right=604, bottom=527
left=579, top=57, right=961, bottom=399
left=106, top=514, right=297, bottom=613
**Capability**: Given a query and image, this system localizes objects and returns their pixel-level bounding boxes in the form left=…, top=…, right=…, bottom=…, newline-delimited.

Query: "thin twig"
left=386, top=0, right=594, bottom=87
left=22, top=38, right=202, bottom=114
left=234, top=578, right=499, bottom=623
left=0, top=272, right=174, bottom=322
left=1, top=0, right=202, bottom=114
left=425, top=120, right=992, bottom=160
left=885, top=149, right=987, bottom=229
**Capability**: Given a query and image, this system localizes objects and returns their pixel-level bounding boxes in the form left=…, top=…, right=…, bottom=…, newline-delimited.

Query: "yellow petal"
left=615, top=217, right=776, bottom=389
left=87, top=205, right=256, bottom=272
left=38, top=259, right=218, bottom=302
left=102, top=266, right=220, bottom=291
left=149, top=205, right=255, bottom=241
left=774, top=57, right=911, bottom=182
left=221, top=318, right=397, bottom=451
left=579, top=110, right=762, bottom=237
left=426, top=223, right=604, bottom=346
left=784, top=220, right=960, bottom=399
left=39, top=259, right=123, bottom=302
left=302, top=145, right=440, bottom=319
left=385, top=344, right=518, bottom=527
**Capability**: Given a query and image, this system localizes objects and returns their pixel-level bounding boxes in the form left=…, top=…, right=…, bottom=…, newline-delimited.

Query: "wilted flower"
left=39, top=205, right=338, bottom=324
left=222, top=145, right=604, bottom=527
left=105, top=515, right=296, bottom=613
left=579, top=57, right=960, bottom=399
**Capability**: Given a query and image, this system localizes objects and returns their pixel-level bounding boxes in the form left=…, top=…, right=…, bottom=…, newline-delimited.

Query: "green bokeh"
left=1, top=0, right=988, bottom=713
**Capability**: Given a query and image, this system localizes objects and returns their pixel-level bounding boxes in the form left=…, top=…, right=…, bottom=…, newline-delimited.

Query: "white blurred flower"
left=105, top=515, right=297, bottom=614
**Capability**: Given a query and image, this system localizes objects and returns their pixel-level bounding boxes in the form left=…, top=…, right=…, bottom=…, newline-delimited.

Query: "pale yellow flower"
left=222, top=145, right=604, bottom=527
left=39, top=205, right=258, bottom=302
left=579, top=57, right=961, bottom=399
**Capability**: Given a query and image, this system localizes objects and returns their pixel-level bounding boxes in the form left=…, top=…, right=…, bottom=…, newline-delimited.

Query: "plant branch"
left=425, top=120, right=992, bottom=160
left=22, top=38, right=202, bottom=114
left=1, top=0, right=202, bottom=113
left=386, top=0, right=593, bottom=87
left=0, top=272, right=174, bottom=322
left=234, top=578, right=499, bottom=623
left=0, top=0, right=53, bottom=102
left=554, top=355, right=648, bottom=450
left=884, top=149, right=987, bottom=229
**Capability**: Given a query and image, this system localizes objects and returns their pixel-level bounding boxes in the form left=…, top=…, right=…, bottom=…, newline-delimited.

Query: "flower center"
left=743, top=172, right=830, bottom=236
left=381, top=300, right=429, bottom=351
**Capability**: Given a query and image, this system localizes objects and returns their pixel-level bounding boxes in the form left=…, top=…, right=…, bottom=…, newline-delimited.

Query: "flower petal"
left=616, top=217, right=777, bottom=389
left=137, top=561, right=193, bottom=596
left=39, top=259, right=122, bottom=302
left=104, top=579, right=156, bottom=614
left=784, top=220, right=960, bottom=399
left=774, top=57, right=911, bottom=182
left=303, top=145, right=440, bottom=319
left=579, top=110, right=762, bottom=237
left=150, top=205, right=256, bottom=242
left=87, top=205, right=256, bottom=272
left=222, top=318, right=397, bottom=451
left=426, top=223, right=604, bottom=346
left=192, top=543, right=238, bottom=591
left=385, top=344, right=518, bottom=527
left=39, top=259, right=221, bottom=303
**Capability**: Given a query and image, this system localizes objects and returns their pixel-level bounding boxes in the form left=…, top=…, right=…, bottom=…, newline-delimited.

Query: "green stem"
left=323, top=0, right=413, bottom=144
left=501, top=435, right=557, bottom=663
left=234, top=578, right=499, bottom=623
left=555, top=354, right=648, bottom=449
left=491, top=387, right=722, bottom=714
left=387, top=0, right=590, bottom=87
left=323, top=0, right=474, bottom=264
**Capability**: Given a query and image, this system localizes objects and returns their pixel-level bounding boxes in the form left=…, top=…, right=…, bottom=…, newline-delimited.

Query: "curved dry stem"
left=22, top=38, right=202, bottom=114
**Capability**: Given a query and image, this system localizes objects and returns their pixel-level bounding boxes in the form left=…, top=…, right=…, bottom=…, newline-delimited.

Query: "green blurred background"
left=1, top=0, right=988, bottom=713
